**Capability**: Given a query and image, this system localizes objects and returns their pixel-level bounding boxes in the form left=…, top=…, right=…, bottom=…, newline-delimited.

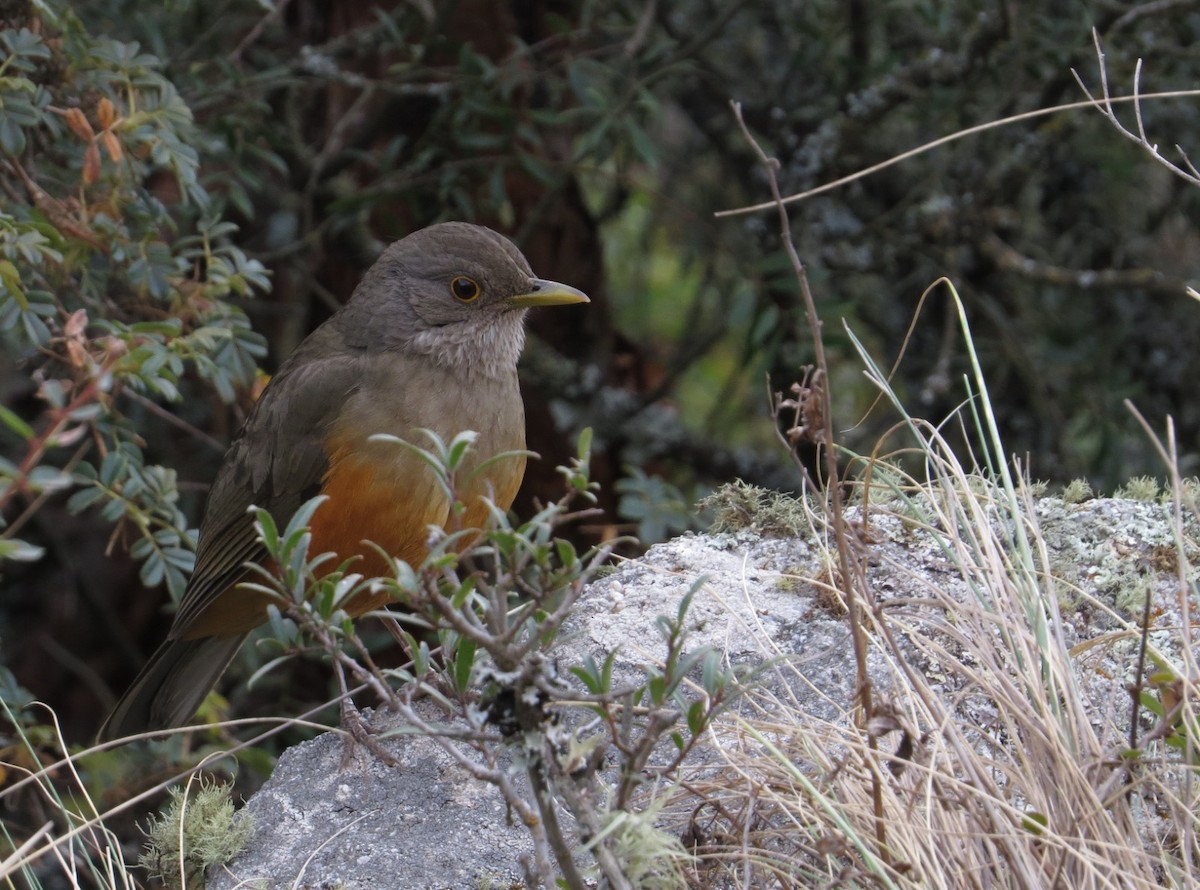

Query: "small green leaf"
left=453, top=637, right=477, bottom=692
left=27, top=465, right=73, bottom=493
left=412, top=637, right=430, bottom=676
left=252, top=506, right=280, bottom=555
left=0, top=259, right=25, bottom=305
left=1139, top=690, right=1164, bottom=717
left=139, top=551, right=165, bottom=587
left=0, top=537, right=44, bottom=562
left=450, top=576, right=477, bottom=609
left=446, top=430, right=478, bottom=470
left=0, top=404, right=33, bottom=439
left=1021, top=811, right=1048, bottom=836
left=67, top=486, right=104, bottom=513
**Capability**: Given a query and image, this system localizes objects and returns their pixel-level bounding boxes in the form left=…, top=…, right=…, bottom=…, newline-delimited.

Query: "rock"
left=209, top=495, right=1197, bottom=888
left=209, top=703, right=538, bottom=890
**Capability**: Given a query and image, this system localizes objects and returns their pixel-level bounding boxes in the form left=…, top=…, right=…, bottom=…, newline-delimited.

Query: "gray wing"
left=170, top=325, right=367, bottom=638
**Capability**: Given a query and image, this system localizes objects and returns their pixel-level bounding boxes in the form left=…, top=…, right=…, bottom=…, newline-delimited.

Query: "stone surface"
left=209, top=495, right=1197, bottom=889
left=210, top=704, right=536, bottom=890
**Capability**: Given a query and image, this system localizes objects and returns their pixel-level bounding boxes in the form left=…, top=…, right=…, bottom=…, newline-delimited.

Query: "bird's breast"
left=308, top=358, right=527, bottom=587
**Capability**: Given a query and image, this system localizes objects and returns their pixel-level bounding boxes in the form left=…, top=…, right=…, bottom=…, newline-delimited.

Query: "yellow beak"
left=506, top=278, right=590, bottom=308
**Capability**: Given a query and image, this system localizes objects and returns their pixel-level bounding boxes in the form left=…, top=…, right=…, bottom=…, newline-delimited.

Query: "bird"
left=99, top=222, right=589, bottom=740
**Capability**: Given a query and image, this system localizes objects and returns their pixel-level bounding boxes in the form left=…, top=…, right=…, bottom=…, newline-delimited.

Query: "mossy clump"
left=1062, top=479, right=1094, bottom=504
left=699, top=480, right=807, bottom=538
left=1114, top=574, right=1155, bottom=617
left=1114, top=476, right=1160, bottom=502
left=141, top=778, right=253, bottom=890
left=1158, top=476, right=1200, bottom=506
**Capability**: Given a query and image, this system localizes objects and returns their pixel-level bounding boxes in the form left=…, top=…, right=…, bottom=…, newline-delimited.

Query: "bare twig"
left=716, top=88, right=1200, bottom=217
left=979, top=231, right=1186, bottom=295
left=1111, top=0, right=1196, bottom=33
left=728, top=100, right=886, bottom=858
left=1, top=441, right=90, bottom=539
left=230, top=0, right=297, bottom=63
left=121, top=389, right=226, bottom=454
left=1071, top=30, right=1200, bottom=188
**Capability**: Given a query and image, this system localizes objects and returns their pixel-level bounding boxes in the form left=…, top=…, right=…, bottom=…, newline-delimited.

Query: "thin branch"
left=728, top=99, right=886, bottom=860
left=1070, top=31, right=1200, bottom=188
left=230, top=0, right=297, bottom=63
left=121, top=389, right=226, bottom=454
left=978, top=232, right=1186, bottom=295
left=1111, top=0, right=1195, bottom=32
left=716, top=88, right=1200, bottom=217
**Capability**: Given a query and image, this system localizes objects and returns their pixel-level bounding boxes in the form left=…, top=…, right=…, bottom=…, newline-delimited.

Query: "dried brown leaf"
left=65, top=107, right=94, bottom=142
left=82, top=142, right=101, bottom=185
left=64, top=308, right=88, bottom=339
left=65, top=338, right=89, bottom=369
left=101, top=130, right=123, bottom=163
left=97, top=96, right=115, bottom=129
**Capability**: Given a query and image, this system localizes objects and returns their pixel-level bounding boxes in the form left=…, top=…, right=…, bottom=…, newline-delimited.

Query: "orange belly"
left=307, top=447, right=450, bottom=614
left=183, top=431, right=525, bottom=637
left=313, top=453, right=445, bottom=574
left=310, top=436, right=525, bottom=612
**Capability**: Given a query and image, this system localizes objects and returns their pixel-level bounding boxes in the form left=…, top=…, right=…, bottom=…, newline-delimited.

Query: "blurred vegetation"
left=0, top=0, right=1197, bottom=822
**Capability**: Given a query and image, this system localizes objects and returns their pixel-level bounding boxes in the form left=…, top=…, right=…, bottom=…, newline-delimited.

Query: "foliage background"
left=1, top=0, right=1197, bottom=758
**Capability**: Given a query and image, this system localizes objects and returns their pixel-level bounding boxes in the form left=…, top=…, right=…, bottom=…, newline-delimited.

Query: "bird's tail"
left=98, top=635, right=246, bottom=742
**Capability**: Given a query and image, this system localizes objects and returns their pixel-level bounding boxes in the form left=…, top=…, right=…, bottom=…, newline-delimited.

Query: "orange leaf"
left=101, top=130, right=123, bottom=163
left=97, top=96, right=115, bottom=129
left=82, top=142, right=101, bottom=185
left=65, top=107, right=94, bottom=142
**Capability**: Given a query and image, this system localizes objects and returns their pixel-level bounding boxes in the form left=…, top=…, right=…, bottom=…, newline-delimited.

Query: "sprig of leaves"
left=0, top=7, right=269, bottom=594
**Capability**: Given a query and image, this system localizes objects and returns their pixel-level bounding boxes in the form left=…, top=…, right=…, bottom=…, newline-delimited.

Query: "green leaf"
left=450, top=576, right=477, bottom=609
left=623, top=117, right=658, bottom=169
left=0, top=259, right=24, bottom=306
left=283, top=496, right=326, bottom=537
left=0, top=537, right=44, bottom=562
left=252, top=505, right=281, bottom=555
left=0, top=28, right=51, bottom=67
left=67, top=486, right=104, bottom=513
left=1021, top=811, right=1048, bottom=836
left=452, top=637, right=477, bottom=692
left=1139, top=690, right=1164, bottom=717
left=575, top=427, right=593, bottom=461
left=446, top=430, right=478, bottom=471
left=553, top=538, right=577, bottom=569
left=27, top=465, right=73, bottom=493
left=0, top=118, right=26, bottom=157
left=139, top=550, right=165, bottom=587
left=0, top=403, right=33, bottom=439
left=700, top=650, right=724, bottom=694
left=648, top=674, right=666, bottom=706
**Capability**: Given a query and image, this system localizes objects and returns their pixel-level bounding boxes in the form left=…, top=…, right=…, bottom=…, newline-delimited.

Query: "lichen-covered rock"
left=211, top=496, right=1196, bottom=888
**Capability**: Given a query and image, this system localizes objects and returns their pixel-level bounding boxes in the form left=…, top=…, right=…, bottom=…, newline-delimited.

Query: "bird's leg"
left=333, top=655, right=398, bottom=768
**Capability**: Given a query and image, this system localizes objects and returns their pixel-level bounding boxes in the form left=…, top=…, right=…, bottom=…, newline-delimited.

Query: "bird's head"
left=342, top=222, right=589, bottom=377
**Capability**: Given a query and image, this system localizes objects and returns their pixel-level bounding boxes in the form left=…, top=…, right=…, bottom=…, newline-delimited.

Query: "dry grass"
left=672, top=355, right=1200, bottom=888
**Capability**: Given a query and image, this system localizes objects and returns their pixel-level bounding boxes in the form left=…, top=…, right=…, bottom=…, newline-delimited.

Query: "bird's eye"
left=450, top=275, right=481, bottom=302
